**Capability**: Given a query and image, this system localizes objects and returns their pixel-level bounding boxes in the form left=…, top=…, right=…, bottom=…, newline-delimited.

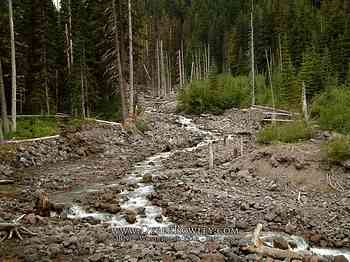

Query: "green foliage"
left=177, top=74, right=254, bottom=114
left=6, top=117, right=59, bottom=140
left=257, top=121, right=314, bottom=144
left=311, top=87, right=350, bottom=134
left=298, top=47, right=323, bottom=98
left=323, top=136, right=350, bottom=162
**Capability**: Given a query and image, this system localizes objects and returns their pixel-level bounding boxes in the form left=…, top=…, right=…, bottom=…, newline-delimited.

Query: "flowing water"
left=55, top=115, right=349, bottom=260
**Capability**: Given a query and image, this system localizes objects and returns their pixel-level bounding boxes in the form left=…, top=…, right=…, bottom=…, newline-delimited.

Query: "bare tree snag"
left=265, top=49, right=276, bottom=122
left=8, top=0, right=17, bottom=132
left=250, top=0, right=255, bottom=106
left=128, top=0, right=134, bottom=117
left=113, top=0, right=128, bottom=123
left=302, top=81, right=308, bottom=121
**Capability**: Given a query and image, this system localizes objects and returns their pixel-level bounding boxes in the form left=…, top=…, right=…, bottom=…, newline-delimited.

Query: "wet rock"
left=272, top=237, right=289, bottom=250
left=125, top=209, right=137, bottom=224
left=303, top=256, right=322, bottom=262
left=95, top=203, right=121, bottom=214
left=334, top=255, right=349, bottom=262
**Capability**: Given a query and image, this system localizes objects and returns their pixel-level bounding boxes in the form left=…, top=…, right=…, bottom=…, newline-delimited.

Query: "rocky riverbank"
left=0, top=97, right=349, bottom=262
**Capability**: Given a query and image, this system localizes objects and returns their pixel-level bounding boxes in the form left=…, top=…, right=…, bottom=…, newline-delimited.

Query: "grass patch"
left=323, top=136, right=350, bottom=162
left=257, top=121, right=314, bottom=144
left=5, top=117, right=59, bottom=140
left=135, top=116, right=149, bottom=134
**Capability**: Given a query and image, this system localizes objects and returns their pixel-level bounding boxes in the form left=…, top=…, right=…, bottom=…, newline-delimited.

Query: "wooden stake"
left=209, top=141, right=214, bottom=169
left=302, top=81, right=308, bottom=121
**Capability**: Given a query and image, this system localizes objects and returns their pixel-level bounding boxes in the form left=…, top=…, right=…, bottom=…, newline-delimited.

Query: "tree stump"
left=35, top=191, right=50, bottom=217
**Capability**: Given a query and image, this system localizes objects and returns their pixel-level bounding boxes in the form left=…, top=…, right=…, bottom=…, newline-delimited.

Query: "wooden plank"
left=262, top=119, right=294, bottom=122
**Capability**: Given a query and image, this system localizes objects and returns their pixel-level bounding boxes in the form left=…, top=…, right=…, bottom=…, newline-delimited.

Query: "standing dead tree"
left=8, top=0, right=17, bottom=132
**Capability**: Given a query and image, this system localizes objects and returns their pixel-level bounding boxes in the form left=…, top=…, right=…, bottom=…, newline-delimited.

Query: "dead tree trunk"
left=160, top=40, right=166, bottom=97
left=0, top=58, right=9, bottom=135
left=156, top=40, right=161, bottom=97
left=250, top=3, right=255, bottom=106
left=9, top=0, right=16, bottom=132
left=128, top=0, right=134, bottom=117
left=265, top=49, right=275, bottom=122
left=113, top=0, right=128, bottom=122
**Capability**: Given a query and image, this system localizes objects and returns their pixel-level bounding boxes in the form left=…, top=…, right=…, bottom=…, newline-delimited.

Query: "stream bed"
left=52, top=115, right=350, bottom=260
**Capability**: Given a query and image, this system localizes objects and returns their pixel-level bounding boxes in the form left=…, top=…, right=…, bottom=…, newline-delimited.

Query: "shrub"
left=311, top=87, right=350, bottom=134
left=323, top=136, right=350, bottom=162
left=257, top=121, right=314, bottom=144
left=177, top=73, right=255, bottom=114
left=135, top=116, right=149, bottom=134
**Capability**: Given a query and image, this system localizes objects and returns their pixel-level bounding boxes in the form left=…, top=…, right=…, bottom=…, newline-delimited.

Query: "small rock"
left=285, top=223, right=296, bottom=234
left=142, top=173, right=153, bottom=183
left=48, top=243, right=61, bottom=257
left=219, top=248, right=241, bottom=262
left=237, top=170, right=250, bottom=177
left=200, top=253, right=225, bottom=262
left=341, top=160, right=350, bottom=169
left=24, top=213, right=37, bottom=225
left=135, top=207, right=146, bottom=216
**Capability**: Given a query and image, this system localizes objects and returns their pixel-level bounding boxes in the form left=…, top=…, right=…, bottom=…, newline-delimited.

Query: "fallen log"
left=0, top=216, right=37, bottom=242
left=241, top=244, right=304, bottom=260
left=240, top=224, right=310, bottom=261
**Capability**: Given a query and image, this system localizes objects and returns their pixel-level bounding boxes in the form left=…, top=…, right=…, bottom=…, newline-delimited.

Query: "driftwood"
left=0, top=215, right=37, bottom=242
left=240, top=224, right=307, bottom=260
left=0, top=180, right=14, bottom=185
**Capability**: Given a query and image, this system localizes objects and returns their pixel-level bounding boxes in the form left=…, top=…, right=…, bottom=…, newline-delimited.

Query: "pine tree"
left=280, top=35, right=299, bottom=109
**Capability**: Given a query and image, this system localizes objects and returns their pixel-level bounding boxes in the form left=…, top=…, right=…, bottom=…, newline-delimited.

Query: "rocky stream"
left=0, top=97, right=349, bottom=261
